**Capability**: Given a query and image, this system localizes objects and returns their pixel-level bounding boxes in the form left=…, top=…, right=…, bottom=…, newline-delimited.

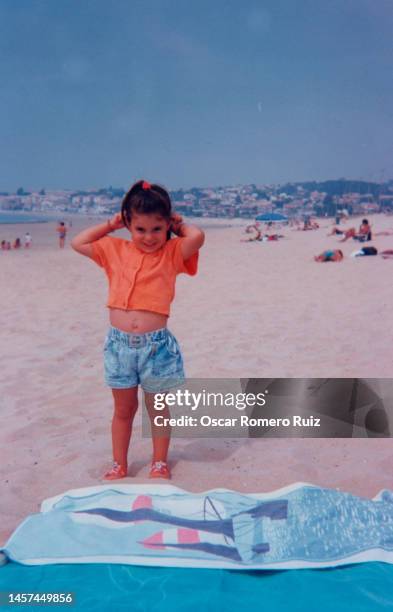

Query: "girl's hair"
left=121, top=180, right=172, bottom=229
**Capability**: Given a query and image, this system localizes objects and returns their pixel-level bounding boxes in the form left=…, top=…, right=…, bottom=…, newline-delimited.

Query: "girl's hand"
left=170, top=213, right=184, bottom=235
left=108, top=212, right=124, bottom=232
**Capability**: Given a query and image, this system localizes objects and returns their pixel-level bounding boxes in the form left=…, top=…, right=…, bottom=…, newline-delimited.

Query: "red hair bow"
left=142, top=181, right=151, bottom=190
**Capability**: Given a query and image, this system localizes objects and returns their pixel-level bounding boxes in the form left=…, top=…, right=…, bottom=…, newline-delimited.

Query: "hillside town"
left=1, top=180, right=393, bottom=219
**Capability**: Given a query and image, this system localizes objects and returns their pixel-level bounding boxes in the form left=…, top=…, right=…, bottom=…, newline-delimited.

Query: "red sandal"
left=103, top=462, right=127, bottom=480
left=149, top=461, right=171, bottom=480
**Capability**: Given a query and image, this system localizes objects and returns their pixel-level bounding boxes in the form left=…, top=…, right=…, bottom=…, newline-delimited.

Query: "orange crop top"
left=90, top=236, right=198, bottom=316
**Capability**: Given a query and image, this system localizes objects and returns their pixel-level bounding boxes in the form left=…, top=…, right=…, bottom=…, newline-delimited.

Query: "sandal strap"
left=151, top=461, right=167, bottom=471
left=106, top=462, right=125, bottom=475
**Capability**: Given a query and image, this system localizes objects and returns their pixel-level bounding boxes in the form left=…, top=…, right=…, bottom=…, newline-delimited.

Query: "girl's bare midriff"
left=109, top=308, right=168, bottom=334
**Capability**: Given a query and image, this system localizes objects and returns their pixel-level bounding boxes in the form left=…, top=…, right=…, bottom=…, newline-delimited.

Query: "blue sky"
left=1, top=0, right=392, bottom=190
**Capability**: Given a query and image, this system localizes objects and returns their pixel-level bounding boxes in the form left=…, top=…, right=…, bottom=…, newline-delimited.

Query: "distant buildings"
left=1, top=180, right=392, bottom=219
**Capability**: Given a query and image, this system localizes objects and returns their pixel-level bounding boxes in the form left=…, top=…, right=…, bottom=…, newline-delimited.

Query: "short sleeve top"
left=90, top=236, right=198, bottom=316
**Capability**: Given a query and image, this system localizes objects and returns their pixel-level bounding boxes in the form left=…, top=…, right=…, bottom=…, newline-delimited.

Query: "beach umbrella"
left=255, top=213, right=288, bottom=222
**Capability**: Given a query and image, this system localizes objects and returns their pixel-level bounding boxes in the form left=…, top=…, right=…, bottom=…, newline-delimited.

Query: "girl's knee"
left=114, top=400, right=138, bottom=420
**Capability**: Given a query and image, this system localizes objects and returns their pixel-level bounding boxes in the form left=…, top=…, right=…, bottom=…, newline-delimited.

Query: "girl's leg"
left=144, top=391, right=171, bottom=464
left=111, top=387, right=138, bottom=470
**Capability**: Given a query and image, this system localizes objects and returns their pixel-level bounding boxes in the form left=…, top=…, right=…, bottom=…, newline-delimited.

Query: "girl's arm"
left=171, top=214, right=205, bottom=259
left=71, top=213, right=124, bottom=258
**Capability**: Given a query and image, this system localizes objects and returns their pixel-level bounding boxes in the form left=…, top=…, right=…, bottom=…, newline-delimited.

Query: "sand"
left=1, top=213, right=393, bottom=546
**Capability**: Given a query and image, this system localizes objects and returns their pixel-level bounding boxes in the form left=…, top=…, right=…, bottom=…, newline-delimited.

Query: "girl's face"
left=129, top=213, right=170, bottom=253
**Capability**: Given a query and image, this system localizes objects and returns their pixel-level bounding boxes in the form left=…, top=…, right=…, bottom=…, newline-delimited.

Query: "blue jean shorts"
left=103, top=326, right=185, bottom=393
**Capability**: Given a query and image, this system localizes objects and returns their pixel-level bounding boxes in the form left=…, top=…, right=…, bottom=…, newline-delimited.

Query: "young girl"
left=71, top=180, right=204, bottom=480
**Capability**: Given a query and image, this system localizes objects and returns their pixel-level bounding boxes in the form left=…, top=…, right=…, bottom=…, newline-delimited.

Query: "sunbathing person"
left=262, top=234, right=285, bottom=241
left=350, top=246, right=378, bottom=257
left=314, top=249, right=344, bottom=262
left=241, top=224, right=262, bottom=242
left=339, top=219, right=372, bottom=242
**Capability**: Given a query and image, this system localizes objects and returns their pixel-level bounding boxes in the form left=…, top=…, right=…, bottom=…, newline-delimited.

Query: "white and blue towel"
left=3, top=483, right=393, bottom=570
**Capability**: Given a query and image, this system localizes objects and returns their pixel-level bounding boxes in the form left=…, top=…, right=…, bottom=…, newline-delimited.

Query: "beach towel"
left=2, top=483, right=393, bottom=570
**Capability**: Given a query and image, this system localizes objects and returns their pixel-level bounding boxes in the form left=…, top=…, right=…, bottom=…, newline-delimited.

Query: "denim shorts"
left=103, top=326, right=185, bottom=393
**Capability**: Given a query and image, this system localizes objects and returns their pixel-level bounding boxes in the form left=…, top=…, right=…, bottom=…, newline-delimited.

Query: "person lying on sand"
left=314, top=249, right=344, bottom=262
left=262, top=234, right=285, bottom=241
left=350, top=246, right=378, bottom=257
left=380, top=250, right=393, bottom=259
left=241, top=224, right=262, bottom=242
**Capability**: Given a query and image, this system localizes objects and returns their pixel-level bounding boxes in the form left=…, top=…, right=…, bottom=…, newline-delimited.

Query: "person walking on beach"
left=56, top=222, right=67, bottom=248
left=71, top=180, right=204, bottom=480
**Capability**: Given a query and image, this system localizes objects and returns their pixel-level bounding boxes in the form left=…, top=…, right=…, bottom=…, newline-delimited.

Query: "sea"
left=0, top=212, right=52, bottom=224
left=0, top=211, right=245, bottom=229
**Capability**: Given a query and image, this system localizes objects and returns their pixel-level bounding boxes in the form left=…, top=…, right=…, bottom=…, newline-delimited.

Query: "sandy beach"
left=1, top=213, right=393, bottom=546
